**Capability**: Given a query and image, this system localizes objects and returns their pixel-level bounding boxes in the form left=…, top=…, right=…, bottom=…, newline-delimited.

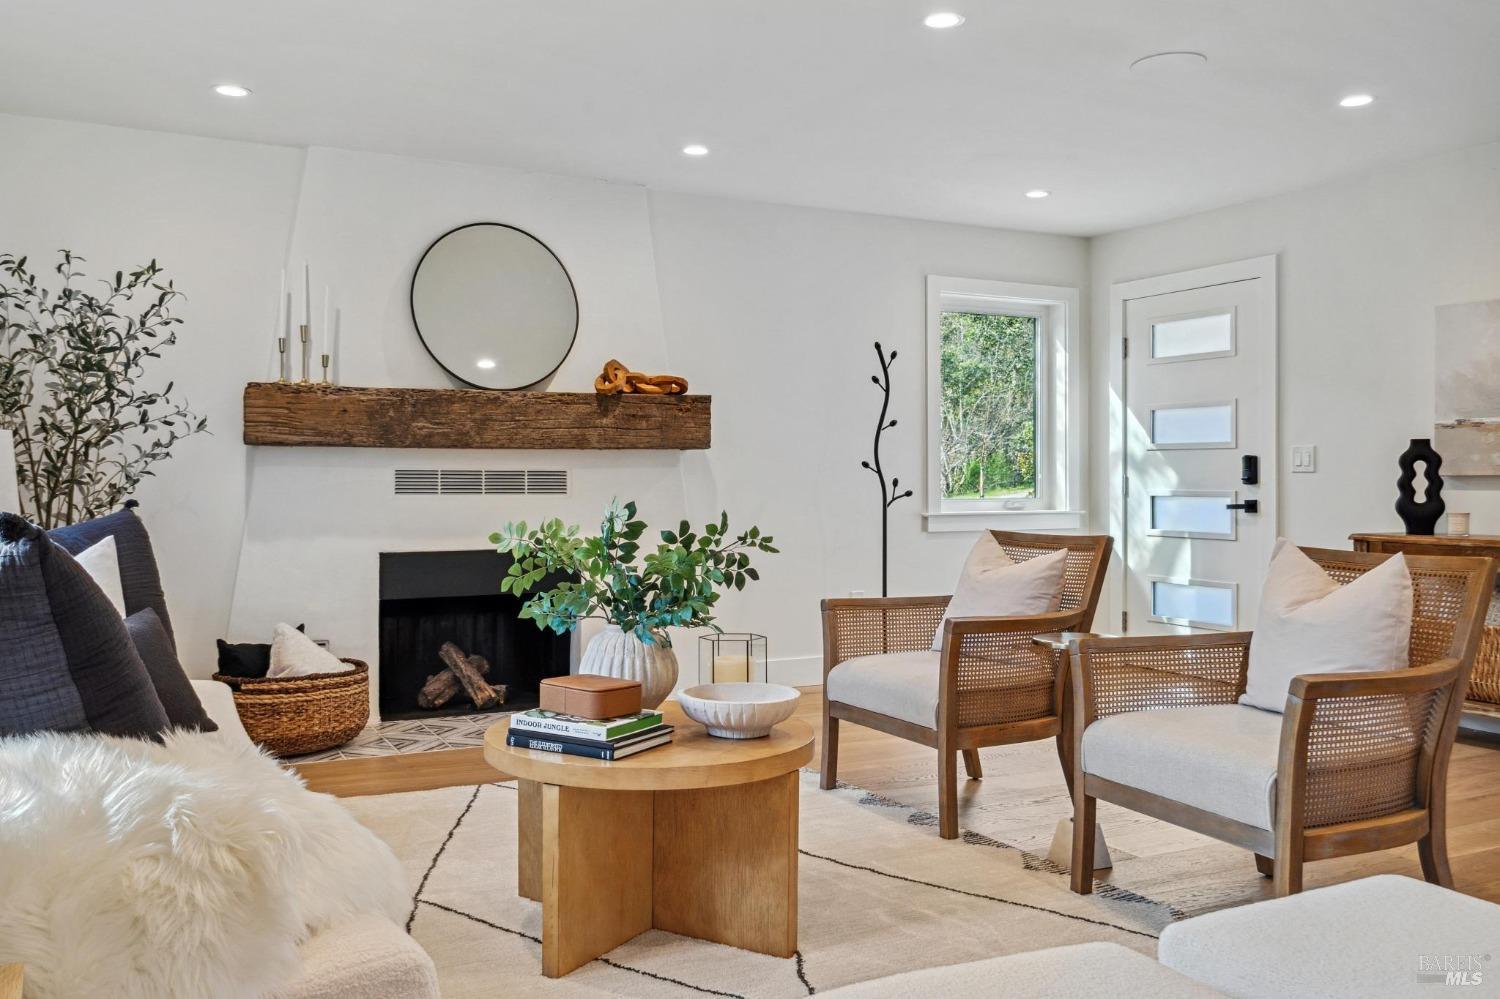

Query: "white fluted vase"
left=578, top=625, right=678, bottom=709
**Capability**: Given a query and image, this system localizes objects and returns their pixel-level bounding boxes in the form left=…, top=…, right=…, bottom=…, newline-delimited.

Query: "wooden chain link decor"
left=593, top=358, right=689, bottom=396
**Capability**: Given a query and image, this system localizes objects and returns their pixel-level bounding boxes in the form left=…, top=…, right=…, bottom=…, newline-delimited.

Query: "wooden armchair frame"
left=820, top=531, right=1113, bottom=839
left=1068, top=546, right=1494, bottom=897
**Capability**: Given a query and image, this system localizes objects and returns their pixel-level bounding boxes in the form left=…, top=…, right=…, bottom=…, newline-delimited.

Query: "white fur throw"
left=0, top=730, right=408, bottom=999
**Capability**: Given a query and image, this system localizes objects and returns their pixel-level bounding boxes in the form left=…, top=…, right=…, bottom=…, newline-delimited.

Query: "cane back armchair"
left=1068, top=547, right=1494, bottom=897
left=820, top=531, right=1113, bottom=839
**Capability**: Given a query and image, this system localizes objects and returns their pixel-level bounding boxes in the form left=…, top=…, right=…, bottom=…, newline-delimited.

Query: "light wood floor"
left=294, top=687, right=1500, bottom=903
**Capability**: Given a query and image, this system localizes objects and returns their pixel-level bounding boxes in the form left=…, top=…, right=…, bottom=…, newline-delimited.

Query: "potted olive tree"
left=490, top=500, right=778, bottom=707
left=0, top=251, right=207, bottom=526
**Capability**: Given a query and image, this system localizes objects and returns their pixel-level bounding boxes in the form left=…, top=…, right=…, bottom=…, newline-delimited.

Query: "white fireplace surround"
left=225, top=447, right=687, bottom=721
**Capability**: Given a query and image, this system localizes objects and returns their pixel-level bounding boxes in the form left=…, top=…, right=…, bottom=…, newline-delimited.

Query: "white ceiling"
left=5, top=0, right=1499, bottom=236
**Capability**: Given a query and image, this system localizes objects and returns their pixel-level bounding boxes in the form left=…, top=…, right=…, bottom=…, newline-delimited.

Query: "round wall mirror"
left=410, top=222, right=579, bottom=389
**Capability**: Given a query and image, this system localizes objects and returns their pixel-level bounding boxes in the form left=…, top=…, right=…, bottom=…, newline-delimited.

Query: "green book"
left=510, top=708, right=664, bottom=742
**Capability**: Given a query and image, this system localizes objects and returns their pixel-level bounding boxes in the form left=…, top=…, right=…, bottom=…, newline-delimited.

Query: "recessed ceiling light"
left=475, top=358, right=497, bottom=370
left=213, top=83, right=252, bottom=98
left=1025, top=189, right=1050, bottom=199
left=682, top=144, right=709, bottom=157
left=1128, top=51, right=1208, bottom=76
left=923, top=12, right=965, bottom=28
left=1339, top=93, right=1375, bottom=108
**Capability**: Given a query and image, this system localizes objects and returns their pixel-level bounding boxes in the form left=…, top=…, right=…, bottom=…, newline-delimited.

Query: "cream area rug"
left=832, top=737, right=1443, bottom=920
left=345, top=735, right=1444, bottom=996
left=345, top=770, right=1171, bottom=997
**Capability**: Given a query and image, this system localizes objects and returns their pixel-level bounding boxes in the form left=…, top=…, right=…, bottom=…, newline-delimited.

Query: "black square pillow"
left=217, top=623, right=304, bottom=679
left=50, top=502, right=176, bottom=651
left=127, top=608, right=217, bottom=733
left=0, top=513, right=169, bottom=738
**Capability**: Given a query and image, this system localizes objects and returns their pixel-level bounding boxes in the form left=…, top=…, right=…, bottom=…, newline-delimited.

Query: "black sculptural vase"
left=1395, top=438, right=1445, bottom=535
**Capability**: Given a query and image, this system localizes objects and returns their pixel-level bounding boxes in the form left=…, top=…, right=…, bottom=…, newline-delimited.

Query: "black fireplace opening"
left=378, top=550, right=573, bottom=720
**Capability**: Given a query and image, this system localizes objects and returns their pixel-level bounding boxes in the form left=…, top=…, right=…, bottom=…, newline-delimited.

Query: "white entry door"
left=1117, top=257, right=1277, bottom=635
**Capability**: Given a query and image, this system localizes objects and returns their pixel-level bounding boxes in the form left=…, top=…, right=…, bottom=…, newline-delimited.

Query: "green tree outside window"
left=939, top=311, right=1037, bottom=500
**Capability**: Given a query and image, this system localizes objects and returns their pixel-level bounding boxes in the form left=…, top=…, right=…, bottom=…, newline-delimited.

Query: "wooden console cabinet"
left=1350, top=533, right=1500, bottom=715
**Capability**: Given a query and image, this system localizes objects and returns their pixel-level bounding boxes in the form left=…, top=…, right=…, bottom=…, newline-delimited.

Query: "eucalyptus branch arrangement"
left=0, top=251, right=208, bottom=527
left=490, top=499, right=779, bottom=644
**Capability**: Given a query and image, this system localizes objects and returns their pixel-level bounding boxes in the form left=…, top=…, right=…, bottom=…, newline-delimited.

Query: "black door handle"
left=1226, top=500, right=1259, bottom=513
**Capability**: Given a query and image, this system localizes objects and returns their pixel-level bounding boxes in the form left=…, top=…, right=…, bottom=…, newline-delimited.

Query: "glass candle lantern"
left=699, top=633, right=768, bottom=684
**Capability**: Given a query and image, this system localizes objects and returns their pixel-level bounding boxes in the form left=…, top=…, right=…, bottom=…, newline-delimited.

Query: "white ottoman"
left=272, top=915, right=440, bottom=999
left=818, top=942, right=1223, bottom=998
left=1159, top=875, right=1500, bottom=998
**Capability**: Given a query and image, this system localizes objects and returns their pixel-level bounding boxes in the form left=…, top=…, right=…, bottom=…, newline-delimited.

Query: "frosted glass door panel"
left=1151, top=403, right=1235, bottom=448
left=1150, top=579, right=1236, bottom=630
left=1124, top=271, right=1273, bottom=636
left=1151, top=312, right=1234, bottom=361
left=1150, top=493, right=1235, bottom=539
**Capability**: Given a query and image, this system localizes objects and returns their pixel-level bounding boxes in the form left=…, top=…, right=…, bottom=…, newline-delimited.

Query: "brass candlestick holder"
left=321, top=353, right=331, bottom=385
left=299, top=324, right=311, bottom=384
left=277, top=337, right=289, bottom=383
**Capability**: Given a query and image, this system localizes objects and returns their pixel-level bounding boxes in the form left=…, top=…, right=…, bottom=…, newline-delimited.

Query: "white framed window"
left=924, top=276, right=1083, bottom=533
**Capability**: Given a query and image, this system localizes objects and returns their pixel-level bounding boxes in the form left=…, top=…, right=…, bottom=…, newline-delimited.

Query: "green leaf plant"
left=0, top=251, right=209, bottom=527
left=489, top=500, right=779, bottom=646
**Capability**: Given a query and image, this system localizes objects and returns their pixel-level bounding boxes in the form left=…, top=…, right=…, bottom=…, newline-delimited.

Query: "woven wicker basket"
left=212, top=659, right=370, bottom=757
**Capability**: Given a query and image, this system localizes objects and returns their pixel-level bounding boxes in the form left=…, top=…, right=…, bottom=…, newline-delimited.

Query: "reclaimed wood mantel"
left=242, top=382, right=711, bottom=450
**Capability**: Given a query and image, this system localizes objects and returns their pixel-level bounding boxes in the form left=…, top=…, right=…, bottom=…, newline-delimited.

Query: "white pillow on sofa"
left=933, top=533, right=1068, bottom=651
left=1240, top=540, right=1413, bottom=712
left=74, top=535, right=127, bottom=617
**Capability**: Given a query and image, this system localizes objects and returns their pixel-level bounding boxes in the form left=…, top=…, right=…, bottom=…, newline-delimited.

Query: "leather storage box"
left=539, top=675, right=643, bottom=720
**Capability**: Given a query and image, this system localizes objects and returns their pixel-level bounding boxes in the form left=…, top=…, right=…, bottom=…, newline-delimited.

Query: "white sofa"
left=192, top=679, right=441, bottom=999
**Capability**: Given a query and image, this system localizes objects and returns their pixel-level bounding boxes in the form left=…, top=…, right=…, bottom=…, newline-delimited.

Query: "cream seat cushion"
left=826, top=650, right=940, bottom=728
left=1082, top=703, right=1283, bottom=830
left=818, top=942, right=1223, bottom=998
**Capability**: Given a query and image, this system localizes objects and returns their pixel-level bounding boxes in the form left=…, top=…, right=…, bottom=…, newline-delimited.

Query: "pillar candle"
left=713, top=655, right=750, bottom=683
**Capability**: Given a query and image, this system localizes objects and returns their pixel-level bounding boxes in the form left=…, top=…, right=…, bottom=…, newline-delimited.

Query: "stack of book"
left=507, top=708, right=673, bottom=760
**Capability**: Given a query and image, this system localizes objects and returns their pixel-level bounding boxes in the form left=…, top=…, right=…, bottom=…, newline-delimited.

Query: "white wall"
left=3, top=113, right=1088, bottom=689
left=0, top=114, right=304, bottom=666
left=227, top=146, right=693, bottom=691
left=1089, top=140, right=1500, bottom=573
left=649, top=192, right=1089, bottom=676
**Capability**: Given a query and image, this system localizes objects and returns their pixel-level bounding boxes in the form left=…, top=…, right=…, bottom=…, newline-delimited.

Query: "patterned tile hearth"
left=285, top=711, right=516, bottom=763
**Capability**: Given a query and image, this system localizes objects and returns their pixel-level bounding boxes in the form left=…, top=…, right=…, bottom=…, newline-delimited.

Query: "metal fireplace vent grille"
left=394, top=469, right=569, bottom=496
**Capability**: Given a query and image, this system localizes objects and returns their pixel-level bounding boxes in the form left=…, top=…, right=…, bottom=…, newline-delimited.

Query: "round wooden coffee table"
left=485, top=701, right=814, bottom=977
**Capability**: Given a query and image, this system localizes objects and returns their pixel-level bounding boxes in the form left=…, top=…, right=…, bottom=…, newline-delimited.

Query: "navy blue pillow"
left=0, top=516, right=89, bottom=734
left=50, top=502, right=176, bottom=651
left=0, top=513, right=169, bottom=738
left=127, top=608, right=217, bottom=733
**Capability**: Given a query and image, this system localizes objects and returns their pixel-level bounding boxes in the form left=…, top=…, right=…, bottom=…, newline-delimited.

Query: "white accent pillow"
left=933, top=534, right=1068, bottom=650
left=1240, top=540, right=1413, bottom=712
left=268, top=622, right=344, bottom=678
left=75, top=535, right=127, bottom=617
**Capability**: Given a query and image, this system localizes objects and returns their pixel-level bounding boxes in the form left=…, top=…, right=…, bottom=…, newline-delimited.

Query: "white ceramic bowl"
left=677, top=682, right=801, bottom=739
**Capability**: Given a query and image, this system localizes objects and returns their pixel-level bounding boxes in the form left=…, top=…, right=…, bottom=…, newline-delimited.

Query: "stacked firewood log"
left=416, top=641, right=506, bottom=710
